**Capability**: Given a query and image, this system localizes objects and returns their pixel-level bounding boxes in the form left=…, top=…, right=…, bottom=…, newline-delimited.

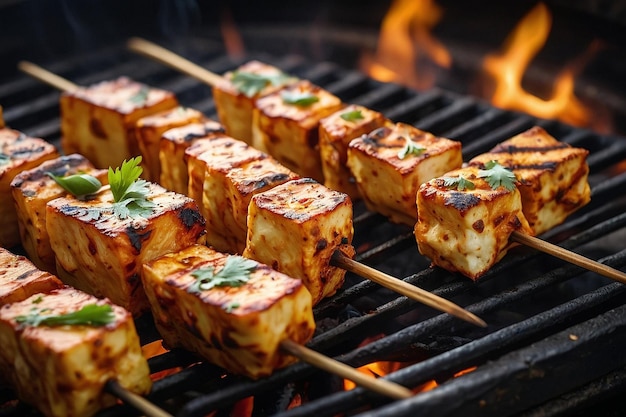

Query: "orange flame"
left=482, top=3, right=590, bottom=126
left=361, top=0, right=451, bottom=90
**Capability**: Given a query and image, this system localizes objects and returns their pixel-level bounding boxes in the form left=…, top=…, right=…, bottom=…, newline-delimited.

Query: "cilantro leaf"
left=442, top=176, right=476, bottom=191
left=0, top=153, right=10, bottom=166
left=224, top=302, right=240, bottom=313
left=281, top=91, right=320, bottom=106
left=478, top=160, right=517, bottom=191
left=109, top=157, right=143, bottom=201
left=397, top=138, right=426, bottom=159
left=188, top=256, right=257, bottom=293
left=231, top=71, right=291, bottom=98
left=129, top=86, right=150, bottom=106
left=106, top=157, right=155, bottom=219
left=340, top=110, right=364, bottom=122
left=15, top=304, right=115, bottom=327
left=46, top=172, right=102, bottom=200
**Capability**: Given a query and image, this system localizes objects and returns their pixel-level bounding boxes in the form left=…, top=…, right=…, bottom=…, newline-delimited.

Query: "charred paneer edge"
left=59, top=76, right=178, bottom=169
left=347, top=122, right=463, bottom=226
left=243, top=178, right=355, bottom=304
left=468, top=126, right=591, bottom=235
left=252, top=79, right=343, bottom=182
left=10, top=154, right=108, bottom=274
left=46, top=182, right=206, bottom=317
left=415, top=166, right=533, bottom=280
left=142, top=244, right=315, bottom=379
left=0, top=287, right=151, bottom=417
left=201, top=141, right=299, bottom=254
left=319, top=104, right=391, bottom=199
left=0, top=247, right=63, bottom=305
left=213, top=60, right=297, bottom=146
left=159, top=120, right=225, bottom=194
left=134, top=106, right=207, bottom=182
left=1, top=128, right=59, bottom=248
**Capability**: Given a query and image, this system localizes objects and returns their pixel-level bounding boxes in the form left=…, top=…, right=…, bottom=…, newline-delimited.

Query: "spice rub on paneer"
left=319, top=104, right=391, bottom=198
left=468, top=126, right=591, bottom=235
left=415, top=166, right=533, bottom=280
left=0, top=287, right=151, bottom=417
left=0, top=128, right=59, bottom=248
left=0, top=247, right=63, bottom=305
left=134, top=106, right=207, bottom=182
left=159, top=120, right=225, bottom=194
left=184, top=136, right=253, bottom=209
left=203, top=152, right=299, bottom=254
left=46, top=178, right=206, bottom=317
left=252, top=80, right=343, bottom=181
left=60, top=76, right=178, bottom=169
left=243, top=178, right=355, bottom=304
left=11, top=154, right=108, bottom=274
left=142, top=244, right=315, bottom=379
left=213, top=60, right=297, bottom=145
left=347, top=123, right=462, bottom=226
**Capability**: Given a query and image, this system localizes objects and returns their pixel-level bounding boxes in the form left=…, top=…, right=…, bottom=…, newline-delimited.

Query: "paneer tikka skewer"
left=6, top=155, right=413, bottom=401
left=123, top=42, right=625, bottom=284
left=14, top=60, right=487, bottom=327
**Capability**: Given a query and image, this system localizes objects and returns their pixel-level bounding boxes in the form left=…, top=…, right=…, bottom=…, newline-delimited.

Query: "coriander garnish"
left=442, top=176, right=476, bottom=191
left=231, top=71, right=291, bottom=98
left=75, top=156, right=155, bottom=221
left=340, top=109, right=364, bottom=122
left=281, top=90, right=319, bottom=106
left=224, top=302, right=240, bottom=313
left=46, top=172, right=102, bottom=200
left=188, top=256, right=257, bottom=293
left=0, top=153, right=10, bottom=165
left=397, top=138, right=426, bottom=159
left=15, top=304, right=115, bottom=327
left=129, top=86, right=150, bottom=106
left=478, top=160, right=517, bottom=191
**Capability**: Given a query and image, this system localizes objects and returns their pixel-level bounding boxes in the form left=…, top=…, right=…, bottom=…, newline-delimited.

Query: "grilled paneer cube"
left=468, top=126, right=591, bottom=235
left=159, top=120, right=225, bottom=194
left=415, top=166, right=533, bottom=280
left=60, top=76, right=178, bottom=169
left=0, top=287, right=151, bottom=417
left=185, top=136, right=258, bottom=213
left=204, top=153, right=299, bottom=254
left=213, top=60, right=297, bottom=145
left=347, top=123, right=463, bottom=225
left=11, top=154, right=108, bottom=273
left=46, top=183, right=206, bottom=317
left=252, top=80, right=343, bottom=181
left=142, top=244, right=315, bottom=379
left=243, top=178, right=355, bottom=304
left=319, top=104, right=390, bottom=198
left=0, top=247, right=63, bottom=305
left=134, top=106, right=207, bottom=182
left=0, top=128, right=59, bottom=248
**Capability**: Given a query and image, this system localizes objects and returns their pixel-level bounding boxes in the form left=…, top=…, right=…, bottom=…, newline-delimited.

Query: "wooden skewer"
left=510, top=231, right=626, bottom=284
left=127, top=37, right=223, bottom=87
left=105, top=380, right=173, bottom=417
left=279, top=339, right=413, bottom=400
left=18, top=61, right=79, bottom=92
left=332, top=251, right=487, bottom=327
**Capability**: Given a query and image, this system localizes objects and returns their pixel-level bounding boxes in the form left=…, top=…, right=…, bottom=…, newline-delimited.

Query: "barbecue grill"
left=2, top=2, right=626, bottom=416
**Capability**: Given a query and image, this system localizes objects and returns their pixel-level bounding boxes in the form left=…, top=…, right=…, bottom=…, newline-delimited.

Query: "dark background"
left=1, top=0, right=625, bottom=132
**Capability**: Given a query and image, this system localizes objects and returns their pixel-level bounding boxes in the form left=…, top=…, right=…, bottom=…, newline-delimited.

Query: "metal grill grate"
left=2, top=40, right=626, bottom=417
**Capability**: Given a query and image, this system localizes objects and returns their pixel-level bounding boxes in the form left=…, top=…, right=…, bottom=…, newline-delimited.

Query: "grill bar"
left=1, top=40, right=625, bottom=417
